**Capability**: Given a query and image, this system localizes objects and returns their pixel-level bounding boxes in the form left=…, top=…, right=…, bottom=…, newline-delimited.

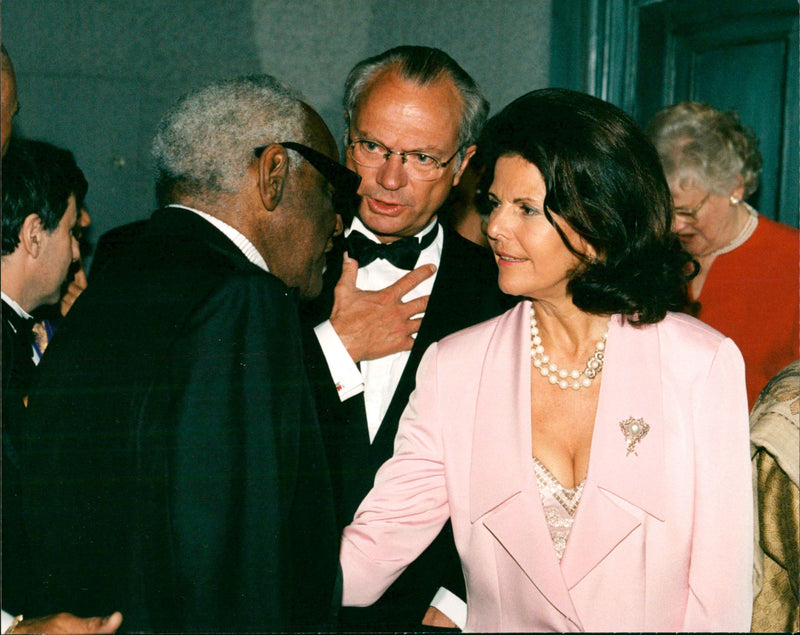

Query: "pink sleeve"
left=682, top=337, right=753, bottom=631
left=340, top=343, right=452, bottom=607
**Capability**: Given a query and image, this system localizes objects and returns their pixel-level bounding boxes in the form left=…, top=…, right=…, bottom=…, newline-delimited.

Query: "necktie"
left=345, top=227, right=437, bottom=270
left=32, top=320, right=54, bottom=356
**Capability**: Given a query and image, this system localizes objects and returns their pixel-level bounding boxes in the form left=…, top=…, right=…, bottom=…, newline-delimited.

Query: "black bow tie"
left=345, top=227, right=437, bottom=270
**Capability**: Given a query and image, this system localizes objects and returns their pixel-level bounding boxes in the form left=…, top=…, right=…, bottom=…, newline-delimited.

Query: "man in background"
left=1, top=44, right=123, bottom=635
left=20, top=75, right=358, bottom=632
left=1, top=140, right=83, bottom=613
left=303, top=45, right=513, bottom=631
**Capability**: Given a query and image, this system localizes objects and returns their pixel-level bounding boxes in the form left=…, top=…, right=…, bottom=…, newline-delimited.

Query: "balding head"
left=1, top=44, right=19, bottom=157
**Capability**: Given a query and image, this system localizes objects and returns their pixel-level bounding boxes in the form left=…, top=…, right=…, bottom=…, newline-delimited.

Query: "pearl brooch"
left=619, top=416, right=650, bottom=455
left=530, top=305, right=608, bottom=391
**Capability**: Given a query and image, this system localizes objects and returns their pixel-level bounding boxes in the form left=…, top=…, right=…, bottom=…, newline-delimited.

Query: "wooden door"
left=576, top=0, right=799, bottom=227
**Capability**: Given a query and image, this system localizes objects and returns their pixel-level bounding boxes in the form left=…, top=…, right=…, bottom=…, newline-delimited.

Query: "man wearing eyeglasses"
left=20, top=76, right=360, bottom=632
left=303, top=46, right=513, bottom=631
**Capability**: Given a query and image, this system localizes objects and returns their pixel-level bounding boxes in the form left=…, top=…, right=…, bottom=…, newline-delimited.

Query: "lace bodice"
left=532, top=456, right=585, bottom=561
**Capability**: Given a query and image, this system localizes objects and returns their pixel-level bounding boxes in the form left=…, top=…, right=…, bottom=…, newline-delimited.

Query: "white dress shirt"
left=314, top=216, right=441, bottom=443
left=312, top=216, right=466, bottom=626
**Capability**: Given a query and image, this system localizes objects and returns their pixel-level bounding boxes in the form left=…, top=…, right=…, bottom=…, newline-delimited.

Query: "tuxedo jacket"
left=342, top=302, right=754, bottom=632
left=2, top=303, right=36, bottom=612
left=20, top=208, right=339, bottom=632
left=88, top=218, right=148, bottom=281
left=302, top=225, right=514, bottom=630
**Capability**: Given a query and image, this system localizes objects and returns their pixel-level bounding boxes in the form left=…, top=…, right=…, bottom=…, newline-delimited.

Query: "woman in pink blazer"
left=340, top=89, right=753, bottom=632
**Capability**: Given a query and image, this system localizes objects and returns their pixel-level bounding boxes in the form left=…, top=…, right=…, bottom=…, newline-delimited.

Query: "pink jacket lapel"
left=469, top=306, right=667, bottom=618
left=561, top=315, right=666, bottom=587
left=469, top=302, right=583, bottom=627
left=469, top=303, right=530, bottom=522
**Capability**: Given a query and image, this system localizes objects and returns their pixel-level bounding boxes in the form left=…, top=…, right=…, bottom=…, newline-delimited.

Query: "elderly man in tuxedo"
left=20, top=75, right=359, bottom=633
left=302, top=46, right=513, bottom=631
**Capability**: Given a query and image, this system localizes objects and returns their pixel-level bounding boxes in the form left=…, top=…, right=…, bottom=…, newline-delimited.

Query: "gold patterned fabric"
left=750, top=361, right=799, bottom=632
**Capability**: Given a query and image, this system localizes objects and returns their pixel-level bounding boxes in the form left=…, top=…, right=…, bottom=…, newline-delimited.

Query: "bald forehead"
left=356, top=69, right=462, bottom=124
left=358, top=66, right=458, bottom=104
left=352, top=69, right=463, bottom=151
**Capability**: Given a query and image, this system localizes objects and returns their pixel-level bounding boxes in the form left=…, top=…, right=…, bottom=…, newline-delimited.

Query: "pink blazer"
left=341, top=301, right=753, bottom=632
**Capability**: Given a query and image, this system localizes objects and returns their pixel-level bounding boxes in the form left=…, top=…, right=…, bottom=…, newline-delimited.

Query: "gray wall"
left=2, top=0, right=553, bottom=264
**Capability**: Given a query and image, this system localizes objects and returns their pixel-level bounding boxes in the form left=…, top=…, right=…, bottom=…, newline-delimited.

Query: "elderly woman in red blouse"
left=647, top=102, right=799, bottom=406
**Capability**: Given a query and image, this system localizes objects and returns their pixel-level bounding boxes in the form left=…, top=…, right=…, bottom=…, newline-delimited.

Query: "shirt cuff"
left=314, top=320, right=365, bottom=401
left=430, top=587, right=467, bottom=630
left=2, top=611, right=16, bottom=634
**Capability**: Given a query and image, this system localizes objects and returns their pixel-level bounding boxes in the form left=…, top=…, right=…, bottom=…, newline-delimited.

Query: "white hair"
left=647, top=101, right=762, bottom=198
left=152, top=75, right=309, bottom=198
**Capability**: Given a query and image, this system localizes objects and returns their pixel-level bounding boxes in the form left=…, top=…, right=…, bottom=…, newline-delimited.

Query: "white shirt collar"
left=167, top=204, right=269, bottom=273
left=1, top=291, right=33, bottom=321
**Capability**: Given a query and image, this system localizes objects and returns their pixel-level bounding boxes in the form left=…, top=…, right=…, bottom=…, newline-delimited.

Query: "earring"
left=730, top=195, right=741, bottom=205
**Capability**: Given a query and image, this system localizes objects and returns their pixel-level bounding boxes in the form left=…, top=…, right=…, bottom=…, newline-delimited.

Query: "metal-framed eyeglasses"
left=347, top=137, right=461, bottom=181
left=673, top=192, right=711, bottom=223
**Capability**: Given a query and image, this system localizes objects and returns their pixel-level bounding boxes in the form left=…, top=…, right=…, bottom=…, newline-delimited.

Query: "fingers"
left=60, top=267, right=89, bottom=316
left=422, top=606, right=459, bottom=629
left=72, top=266, right=88, bottom=290
left=62, top=611, right=124, bottom=634
left=92, top=612, right=123, bottom=634
left=400, top=295, right=429, bottom=318
left=60, top=284, right=83, bottom=316
left=329, top=256, right=435, bottom=362
left=389, top=264, right=437, bottom=299
left=338, top=251, right=359, bottom=288
left=13, top=611, right=122, bottom=634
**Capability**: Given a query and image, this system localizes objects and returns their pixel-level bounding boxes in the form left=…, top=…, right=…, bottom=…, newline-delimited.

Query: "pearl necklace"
left=708, top=203, right=758, bottom=257
left=530, top=306, right=608, bottom=390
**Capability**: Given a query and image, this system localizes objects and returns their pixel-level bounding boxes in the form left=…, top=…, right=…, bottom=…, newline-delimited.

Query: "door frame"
left=580, top=0, right=799, bottom=225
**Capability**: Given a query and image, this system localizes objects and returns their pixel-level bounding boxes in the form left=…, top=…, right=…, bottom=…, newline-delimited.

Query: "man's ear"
left=257, top=144, right=290, bottom=211
left=19, top=213, right=44, bottom=258
left=452, top=144, right=477, bottom=187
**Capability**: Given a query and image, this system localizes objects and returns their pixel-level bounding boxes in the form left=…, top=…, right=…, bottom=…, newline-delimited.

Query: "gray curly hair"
left=647, top=101, right=762, bottom=198
left=153, top=75, right=309, bottom=203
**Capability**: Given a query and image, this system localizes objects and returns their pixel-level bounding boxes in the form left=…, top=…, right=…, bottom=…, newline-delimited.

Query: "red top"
left=693, top=215, right=799, bottom=407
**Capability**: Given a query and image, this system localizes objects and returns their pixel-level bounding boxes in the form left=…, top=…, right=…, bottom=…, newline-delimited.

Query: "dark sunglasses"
left=254, top=142, right=361, bottom=208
